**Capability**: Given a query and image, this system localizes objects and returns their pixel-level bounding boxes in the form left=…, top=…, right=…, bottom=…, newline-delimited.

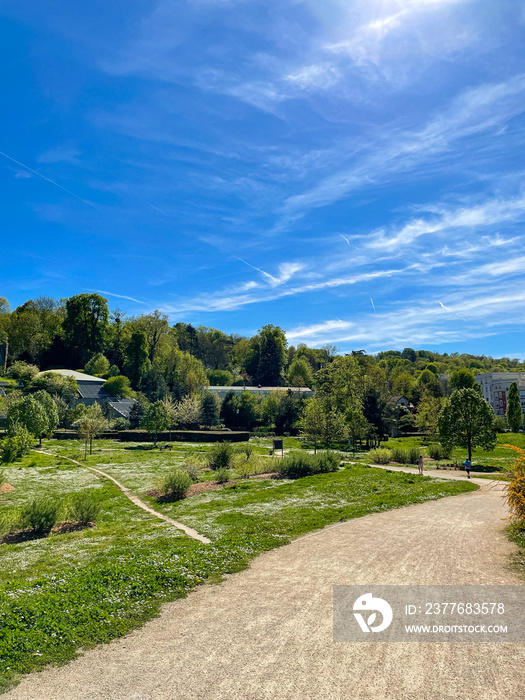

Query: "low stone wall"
left=52, top=429, right=249, bottom=443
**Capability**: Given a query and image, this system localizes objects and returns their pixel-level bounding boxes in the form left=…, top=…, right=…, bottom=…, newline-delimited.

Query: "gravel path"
left=33, top=450, right=210, bottom=544
left=5, top=471, right=524, bottom=700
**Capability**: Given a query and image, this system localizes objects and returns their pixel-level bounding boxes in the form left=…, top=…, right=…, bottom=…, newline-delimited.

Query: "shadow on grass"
left=0, top=521, right=95, bottom=545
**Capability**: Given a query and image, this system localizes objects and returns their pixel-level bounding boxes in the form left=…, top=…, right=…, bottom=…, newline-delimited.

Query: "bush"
left=0, top=429, right=34, bottom=463
left=215, top=468, right=230, bottom=484
left=113, top=418, right=130, bottom=431
left=19, top=498, right=60, bottom=535
left=428, top=444, right=443, bottom=460
left=391, top=447, right=408, bottom=464
left=276, top=451, right=340, bottom=479
left=235, top=444, right=253, bottom=459
left=180, top=457, right=202, bottom=482
left=160, top=468, right=192, bottom=501
left=368, top=448, right=392, bottom=465
left=68, top=491, right=100, bottom=525
left=407, top=447, right=420, bottom=465
left=209, top=442, right=233, bottom=470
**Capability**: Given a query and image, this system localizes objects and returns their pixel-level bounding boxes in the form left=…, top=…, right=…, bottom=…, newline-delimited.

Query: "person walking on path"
left=463, top=458, right=472, bottom=479
left=417, top=455, right=424, bottom=475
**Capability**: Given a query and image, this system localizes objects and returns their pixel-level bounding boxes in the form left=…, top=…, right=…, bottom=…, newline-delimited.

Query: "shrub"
left=113, top=418, right=131, bottom=431
left=209, top=442, right=233, bottom=470
left=160, top=468, right=192, bottom=501
left=235, top=444, right=253, bottom=459
left=407, top=447, right=420, bottom=465
left=391, top=447, right=408, bottom=464
left=428, top=444, right=443, bottom=460
left=68, top=491, right=100, bottom=525
left=368, top=448, right=392, bottom=465
left=19, top=498, right=60, bottom=535
left=180, top=458, right=201, bottom=482
left=0, top=429, right=34, bottom=463
left=215, top=468, right=230, bottom=484
left=276, top=451, right=340, bottom=479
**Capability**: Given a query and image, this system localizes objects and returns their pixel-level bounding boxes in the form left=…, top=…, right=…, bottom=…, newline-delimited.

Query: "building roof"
left=77, top=384, right=111, bottom=400
left=38, top=369, right=105, bottom=383
left=108, top=399, right=136, bottom=418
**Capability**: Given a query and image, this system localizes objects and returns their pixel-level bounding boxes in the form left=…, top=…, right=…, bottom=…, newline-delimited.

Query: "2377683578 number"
left=424, top=602, right=505, bottom=615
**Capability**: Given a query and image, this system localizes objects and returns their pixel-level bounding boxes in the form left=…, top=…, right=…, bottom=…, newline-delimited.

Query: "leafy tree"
left=275, top=393, right=303, bottom=435
left=415, top=394, right=445, bottom=438
left=438, top=388, right=497, bottom=462
left=102, top=375, right=135, bottom=398
left=7, top=395, right=48, bottom=446
left=346, top=408, right=371, bottom=454
left=392, top=371, right=416, bottom=400
left=494, top=415, right=507, bottom=433
left=0, top=297, right=10, bottom=314
left=107, top=364, right=120, bottom=377
left=32, top=390, right=59, bottom=441
left=84, top=353, right=110, bottom=377
left=315, top=355, right=362, bottom=413
left=141, top=401, right=171, bottom=446
left=253, top=325, right=287, bottom=386
left=77, top=403, right=109, bottom=457
left=63, top=293, right=109, bottom=365
left=129, top=310, right=170, bottom=362
left=300, top=398, right=346, bottom=452
left=172, top=395, right=201, bottom=429
left=124, top=332, right=151, bottom=388
left=140, top=368, right=169, bottom=402
left=236, top=392, right=259, bottom=429
left=200, top=392, right=221, bottom=428
left=450, top=368, right=476, bottom=390
left=0, top=423, right=34, bottom=463
left=287, top=357, right=313, bottom=387
left=259, top=391, right=283, bottom=427
left=401, top=348, right=417, bottom=362
left=207, top=369, right=234, bottom=386
left=506, top=382, right=524, bottom=433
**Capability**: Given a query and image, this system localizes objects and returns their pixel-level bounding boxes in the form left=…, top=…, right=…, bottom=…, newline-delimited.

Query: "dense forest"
left=0, top=292, right=520, bottom=439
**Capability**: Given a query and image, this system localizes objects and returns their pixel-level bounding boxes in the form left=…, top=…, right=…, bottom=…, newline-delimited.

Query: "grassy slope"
left=0, top=440, right=476, bottom=692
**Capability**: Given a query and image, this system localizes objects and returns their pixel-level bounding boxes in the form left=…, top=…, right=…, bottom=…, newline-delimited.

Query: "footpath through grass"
left=0, top=444, right=476, bottom=693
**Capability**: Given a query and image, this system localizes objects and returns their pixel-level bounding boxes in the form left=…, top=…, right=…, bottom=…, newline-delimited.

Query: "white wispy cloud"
left=282, top=74, right=525, bottom=215
left=363, top=194, right=525, bottom=251
left=89, top=289, right=144, bottom=303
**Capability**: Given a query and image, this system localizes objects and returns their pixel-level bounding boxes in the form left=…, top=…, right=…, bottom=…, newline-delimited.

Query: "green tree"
left=141, top=401, right=171, bottom=446
left=7, top=395, right=48, bottom=446
left=449, top=368, right=476, bottom=390
left=33, top=390, right=60, bottom=440
left=287, top=357, right=313, bottom=387
left=438, top=388, right=497, bottom=462
left=63, top=293, right=109, bottom=365
left=506, top=382, right=524, bottom=433
left=416, top=394, right=445, bottom=439
left=254, top=325, right=287, bottom=386
left=102, top=375, right=135, bottom=398
left=172, top=395, right=201, bottom=429
left=314, top=355, right=362, bottom=414
left=207, top=369, right=234, bottom=386
left=237, top=392, right=259, bottom=429
left=77, top=403, right=109, bottom=458
left=84, top=353, right=110, bottom=377
left=6, top=361, right=39, bottom=382
left=346, top=408, right=371, bottom=454
left=200, top=392, right=221, bottom=428
left=124, top=332, right=151, bottom=388
left=129, top=310, right=170, bottom=362
left=300, top=398, right=346, bottom=452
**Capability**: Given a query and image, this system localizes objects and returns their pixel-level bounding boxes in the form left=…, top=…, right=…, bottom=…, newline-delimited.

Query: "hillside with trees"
left=0, top=292, right=522, bottom=441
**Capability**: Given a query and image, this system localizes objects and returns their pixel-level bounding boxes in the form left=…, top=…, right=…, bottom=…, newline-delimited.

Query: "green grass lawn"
left=0, top=438, right=477, bottom=692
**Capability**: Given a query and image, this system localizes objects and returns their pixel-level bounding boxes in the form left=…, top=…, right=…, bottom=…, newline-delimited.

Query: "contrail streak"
left=0, top=150, right=98, bottom=209
left=371, top=298, right=376, bottom=313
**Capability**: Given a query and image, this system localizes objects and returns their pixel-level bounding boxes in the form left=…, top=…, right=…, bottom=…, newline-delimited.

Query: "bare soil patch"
left=0, top=483, right=15, bottom=494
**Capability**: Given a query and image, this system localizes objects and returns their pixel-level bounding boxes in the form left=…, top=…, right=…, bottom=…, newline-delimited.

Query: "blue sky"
left=1, top=0, right=525, bottom=356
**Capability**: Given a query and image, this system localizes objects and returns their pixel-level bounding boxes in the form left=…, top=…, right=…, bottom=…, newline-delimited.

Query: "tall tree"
left=63, top=294, right=109, bottom=365
left=254, top=325, right=287, bottom=386
left=7, top=395, right=48, bottom=446
left=200, top=392, right=221, bottom=428
left=300, top=397, right=346, bottom=452
left=130, top=310, right=170, bottom=362
left=287, top=357, right=313, bottom=387
left=124, top=332, right=150, bottom=389
left=506, top=382, right=524, bottom=433
left=32, top=390, right=60, bottom=441
left=84, top=353, right=110, bottom=377
left=438, top=388, right=497, bottom=462
left=450, top=368, right=476, bottom=390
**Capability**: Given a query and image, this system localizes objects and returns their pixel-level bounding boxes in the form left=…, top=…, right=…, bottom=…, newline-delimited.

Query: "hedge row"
left=52, top=429, right=250, bottom=443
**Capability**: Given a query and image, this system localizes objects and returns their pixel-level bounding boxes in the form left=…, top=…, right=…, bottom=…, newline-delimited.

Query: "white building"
left=475, top=372, right=525, bottom=417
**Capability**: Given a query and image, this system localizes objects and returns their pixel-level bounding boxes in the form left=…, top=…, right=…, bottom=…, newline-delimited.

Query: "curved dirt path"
left=33, top=450, right=210, bottom=545
left=5, top=472, right=525, bottom=700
